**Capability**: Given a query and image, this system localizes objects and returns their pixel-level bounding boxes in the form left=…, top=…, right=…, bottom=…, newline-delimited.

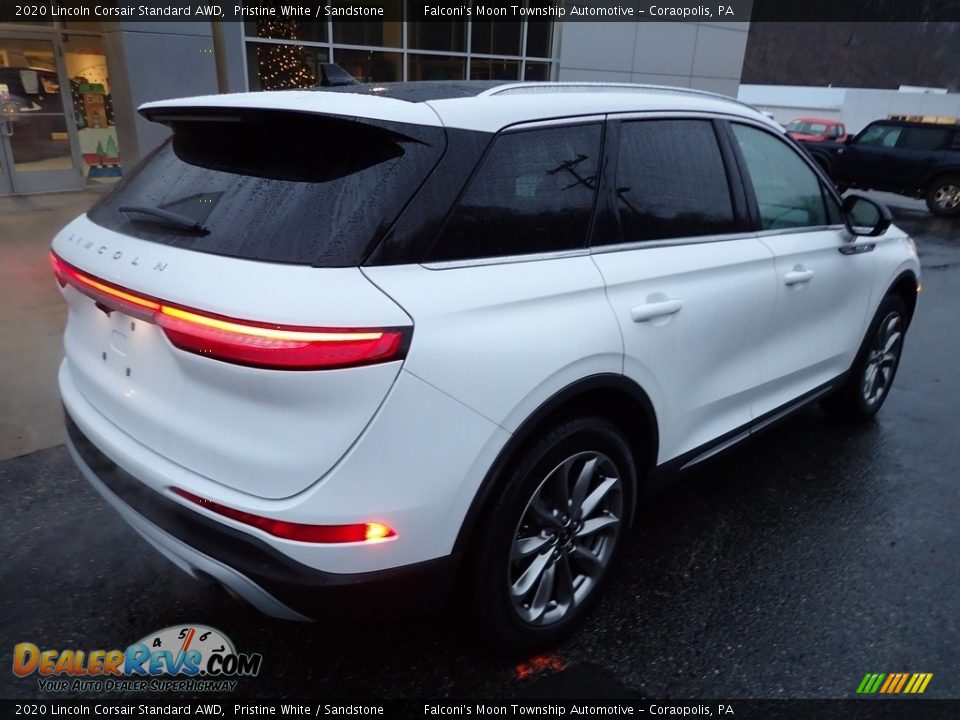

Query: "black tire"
left=925, top=174, right=960, bottom=217
left=822, top=294, right=908, bottom=422
left=465, top=416, right=637, bottom=653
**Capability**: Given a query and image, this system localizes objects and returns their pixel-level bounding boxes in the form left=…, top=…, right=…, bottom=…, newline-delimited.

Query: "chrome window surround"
left=422, top=111, right=848, bottom=271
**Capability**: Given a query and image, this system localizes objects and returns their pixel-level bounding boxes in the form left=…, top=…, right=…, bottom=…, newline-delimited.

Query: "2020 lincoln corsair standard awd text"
left=52, top=81, right=921, bottom=650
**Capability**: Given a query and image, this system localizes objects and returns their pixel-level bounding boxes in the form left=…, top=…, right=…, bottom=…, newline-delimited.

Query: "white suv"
left=52, top=82, right=920, bottom=650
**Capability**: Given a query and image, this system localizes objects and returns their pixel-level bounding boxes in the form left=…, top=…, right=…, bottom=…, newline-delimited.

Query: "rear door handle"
left=631, top=298, right=683, bottom=322
left=784, top=269, right=815, bottom=286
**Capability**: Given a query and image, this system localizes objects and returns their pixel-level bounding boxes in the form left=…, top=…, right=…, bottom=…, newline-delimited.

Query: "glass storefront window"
left=332, top=0, right=402, bottom=47
left=246, top=41, right=324, bottom=90
left=334, top=48, right=401, bottom=83
left=0, top=38, right=73, bottom=173
left=471, top=20, right=522, bottom=57
left=60, top=21, right=107, bottom=32
left=408, top=21, right=466, bottom=52
left=408, top=54, right=465, bottom=81
left=470, top=59, right=520, bottom=81
left=62, top=32, right=122, bottom=183
left=245, top=19, right=327, bottom=43
left=526, top=2, right=555, bottom=57
left=0, top=38, right=56, bottom=70
left=240, top=17, right=559, bottom=89
left=524, top=62, right=552, bottom=81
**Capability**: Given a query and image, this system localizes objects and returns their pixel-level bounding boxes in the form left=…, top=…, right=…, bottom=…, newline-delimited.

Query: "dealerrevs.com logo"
left=13, top=625, right=262, bottom=693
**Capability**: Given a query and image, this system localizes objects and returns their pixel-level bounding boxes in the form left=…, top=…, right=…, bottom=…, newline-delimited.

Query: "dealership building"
left=0, top=14, right=750, bottom=196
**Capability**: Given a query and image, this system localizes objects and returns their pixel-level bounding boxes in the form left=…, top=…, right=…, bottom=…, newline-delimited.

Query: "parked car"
left=51, top=81, right=921, bottom=651
left=785, top=117, right=848, bottom=143
left=801, top=118, right=960, bottom=216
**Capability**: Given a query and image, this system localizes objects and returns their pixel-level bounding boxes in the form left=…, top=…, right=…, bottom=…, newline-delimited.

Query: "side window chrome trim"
left=754, top=224, right=846, bottom=239
left=422, top=248, right=591, bottom=270
left=589, top=230, right=758, bottom=254
left=499, top=115, right=608, bottom=132
left=606, top=109, right=759, bottom=123
left=423, top=224, right=851, bottom=265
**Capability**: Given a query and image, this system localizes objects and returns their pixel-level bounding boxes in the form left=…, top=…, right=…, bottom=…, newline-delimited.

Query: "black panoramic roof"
left=316, top=80, right=506, bottom=103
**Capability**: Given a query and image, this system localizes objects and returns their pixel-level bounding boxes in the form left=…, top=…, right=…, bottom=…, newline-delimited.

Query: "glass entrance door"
left=0, top=33, right=83, bottom=194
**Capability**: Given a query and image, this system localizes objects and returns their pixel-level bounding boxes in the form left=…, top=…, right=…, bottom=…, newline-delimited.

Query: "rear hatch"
left=53, top=100, right=444, bottom=499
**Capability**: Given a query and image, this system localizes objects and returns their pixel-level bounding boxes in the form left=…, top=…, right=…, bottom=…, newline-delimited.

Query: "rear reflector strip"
left=171, top=487, right=396, bottom=544
left=50, top=251, right=409, bottom=370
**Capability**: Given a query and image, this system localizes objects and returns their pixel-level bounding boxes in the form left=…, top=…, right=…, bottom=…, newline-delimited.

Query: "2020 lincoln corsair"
left=52, top=81, right=920, bottom=650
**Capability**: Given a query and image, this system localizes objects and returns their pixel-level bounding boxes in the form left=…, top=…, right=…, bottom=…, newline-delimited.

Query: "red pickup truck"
left=785, top=117, right=848, bottom=143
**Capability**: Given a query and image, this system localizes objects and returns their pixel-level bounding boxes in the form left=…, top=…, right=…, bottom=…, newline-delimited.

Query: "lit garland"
left=256, top=13, right=317, bottom=90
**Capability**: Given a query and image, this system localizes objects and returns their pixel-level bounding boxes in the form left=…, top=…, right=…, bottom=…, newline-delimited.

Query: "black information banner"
left=2, top=699, right=960, bottom=719
left=3, top=0, right=960, bottom=24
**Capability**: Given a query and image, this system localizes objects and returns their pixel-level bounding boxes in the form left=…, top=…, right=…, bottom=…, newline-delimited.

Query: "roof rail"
left=481, top=81, right=763, bottom=115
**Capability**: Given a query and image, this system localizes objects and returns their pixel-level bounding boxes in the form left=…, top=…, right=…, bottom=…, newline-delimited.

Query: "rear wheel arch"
left=922, top=167, right=960, bottom=190
left=452, top=375, right=659, bottom=556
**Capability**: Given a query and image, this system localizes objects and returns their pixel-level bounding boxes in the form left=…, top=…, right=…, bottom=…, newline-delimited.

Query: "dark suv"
left=801, top=119, right=960, bottom=216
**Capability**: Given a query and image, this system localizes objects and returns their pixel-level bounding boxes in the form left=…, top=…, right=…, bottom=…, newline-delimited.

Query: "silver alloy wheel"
left=862, top=311, right=903, bottom=407
left=508, top=451, right=623, bottom=627
left=933, top=183, right=960, bottom=211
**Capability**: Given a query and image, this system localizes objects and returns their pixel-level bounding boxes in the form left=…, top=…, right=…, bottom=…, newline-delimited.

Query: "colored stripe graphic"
left=857, top=672, right=932, bottom=694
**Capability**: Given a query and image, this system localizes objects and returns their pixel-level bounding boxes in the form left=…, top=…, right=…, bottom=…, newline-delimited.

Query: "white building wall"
left=739, top=84, right=960, bottom=134
left=558, top=22, right=750, bottom=98
left=843, top=90, right=960, bottom=134
left=105, top=22, right=220, bottom=167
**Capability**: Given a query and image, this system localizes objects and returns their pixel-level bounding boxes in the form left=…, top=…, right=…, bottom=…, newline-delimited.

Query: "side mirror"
left=842, top=194, right=891, bottom=237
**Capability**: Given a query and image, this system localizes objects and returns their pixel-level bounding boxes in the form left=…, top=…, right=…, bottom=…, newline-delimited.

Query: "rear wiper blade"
left=118, top=205, right=210, bottom=234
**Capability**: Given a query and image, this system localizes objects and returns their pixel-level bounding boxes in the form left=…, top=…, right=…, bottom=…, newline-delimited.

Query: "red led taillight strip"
left=171, top=487, right=395, bottom=544
left=50, top=252, right=409, bottom=370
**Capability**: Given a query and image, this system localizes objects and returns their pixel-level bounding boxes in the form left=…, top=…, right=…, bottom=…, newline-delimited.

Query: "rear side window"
left=88, top=111, right=444, bottom=266
left=732, top=123, right=828, bottom=230
left=605, top=119, right=737, bottom=244
left=900, top=126, right=950, bottom=151
left=428, top=123, right=602, bottom=262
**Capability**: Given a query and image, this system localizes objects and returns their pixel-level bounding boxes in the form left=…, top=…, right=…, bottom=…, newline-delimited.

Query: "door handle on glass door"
left=784, top=269, right=815, bottom=286
left=631, top=298, right=683, bottom=322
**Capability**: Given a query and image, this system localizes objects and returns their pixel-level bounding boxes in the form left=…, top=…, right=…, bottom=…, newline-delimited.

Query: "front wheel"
left=925, top=175, right=960, bottom=217
left=822, top=294, right=907, bottom=422
left=466, top=416, right=636, bottom=653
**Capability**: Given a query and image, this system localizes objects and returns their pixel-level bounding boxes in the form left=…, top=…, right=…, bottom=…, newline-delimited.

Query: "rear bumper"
left=65, top=411, right=460, bottom=620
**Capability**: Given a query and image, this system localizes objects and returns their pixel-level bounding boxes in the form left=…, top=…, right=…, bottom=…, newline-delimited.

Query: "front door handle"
left=631, top=298, right=683, bottom=322
left=784, top=269, right=815, bottom=286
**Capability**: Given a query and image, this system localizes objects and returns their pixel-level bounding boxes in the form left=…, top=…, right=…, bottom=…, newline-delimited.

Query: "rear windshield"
left=87, top=110, right=444, bottom=266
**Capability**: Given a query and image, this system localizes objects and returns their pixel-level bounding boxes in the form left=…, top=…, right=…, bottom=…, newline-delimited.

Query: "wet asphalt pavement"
left=1, top=206, right=958, bottom=701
